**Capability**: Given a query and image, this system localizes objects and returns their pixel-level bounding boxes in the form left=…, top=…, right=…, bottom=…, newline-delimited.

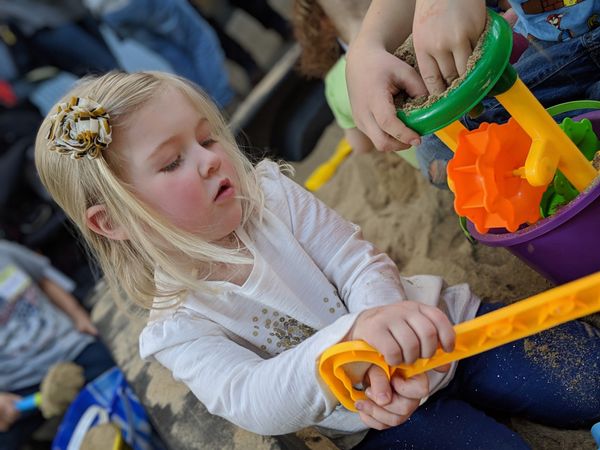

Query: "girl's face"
left=113, top=87, right=243, bottom=243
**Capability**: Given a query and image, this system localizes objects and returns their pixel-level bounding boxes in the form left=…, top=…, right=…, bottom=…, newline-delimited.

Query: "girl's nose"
left=197, top=145, right=221, bottom=178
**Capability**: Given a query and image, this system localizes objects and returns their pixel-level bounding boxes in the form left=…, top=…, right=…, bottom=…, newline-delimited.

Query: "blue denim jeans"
left=355, top=302, right=600, bottom=449
left=416, top=25, right=600, bottom=189
left=103, top=0, right=233, bottom=108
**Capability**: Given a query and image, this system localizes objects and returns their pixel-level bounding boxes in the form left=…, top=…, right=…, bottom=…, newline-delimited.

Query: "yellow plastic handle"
left=496, top=78, right=598, bottom=191
left=304, top=139, right=353, bottom=192
left=319, top=271, right=600, bottom=411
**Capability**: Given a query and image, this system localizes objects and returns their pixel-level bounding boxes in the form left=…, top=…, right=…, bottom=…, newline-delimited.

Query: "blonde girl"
left=35, top=71, right=600, bottom=449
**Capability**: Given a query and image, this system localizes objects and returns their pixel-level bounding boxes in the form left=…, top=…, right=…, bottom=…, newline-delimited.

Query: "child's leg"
left=355, top=389, right=530, bottom=450
left=457, top=302, right=600, bottom=428
left=415, top=134, right=454, bottom=189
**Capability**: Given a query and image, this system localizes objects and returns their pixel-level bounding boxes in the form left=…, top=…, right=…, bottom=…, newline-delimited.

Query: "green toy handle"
left=397, top=9, right=514, bottom=135
left=545, top=100, right=600, bottom=117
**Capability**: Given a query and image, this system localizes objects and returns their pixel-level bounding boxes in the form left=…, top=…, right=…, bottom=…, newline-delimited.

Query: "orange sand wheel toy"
left=319, top=271, right=600, bottom=412
left=397, top=10, right=599, bottom=234
left=448, top=119, right=546, bottom=233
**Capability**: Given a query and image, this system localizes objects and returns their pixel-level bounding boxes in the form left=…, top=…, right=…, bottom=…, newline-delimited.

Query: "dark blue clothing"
left=355, top=302, right=600, bottom=449
left=416, top=24, right=600, bottom=188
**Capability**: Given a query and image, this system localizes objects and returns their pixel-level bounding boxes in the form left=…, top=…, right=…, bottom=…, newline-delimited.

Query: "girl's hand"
left=412, top=0, right=487, bottom=95
left=347, top=301, right=455, bottom=366
left=346, top=39, right=427, bottom=152
left=0, top=393, right=21, bottom=432
left=74, top=313, right=99, bottom=336
left=355, top=365, right=429, bottom=429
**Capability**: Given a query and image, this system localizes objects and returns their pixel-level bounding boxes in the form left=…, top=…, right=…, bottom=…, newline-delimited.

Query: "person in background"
left=85, top=0, right=235, bottom=109
left=0, top=239, right=114, bottom=450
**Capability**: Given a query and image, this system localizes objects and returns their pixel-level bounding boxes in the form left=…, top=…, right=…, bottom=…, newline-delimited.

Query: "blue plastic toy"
left=592, top=421, right=600, bottom=448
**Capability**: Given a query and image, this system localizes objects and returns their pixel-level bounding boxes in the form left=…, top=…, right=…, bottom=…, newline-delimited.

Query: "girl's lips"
left=215, top=186, right=234, bottom=201
left=215, top=179, right=234, bottom=201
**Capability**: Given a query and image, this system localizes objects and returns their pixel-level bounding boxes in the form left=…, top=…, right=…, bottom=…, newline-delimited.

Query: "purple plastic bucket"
left=467, top=111, right=600, bottom=285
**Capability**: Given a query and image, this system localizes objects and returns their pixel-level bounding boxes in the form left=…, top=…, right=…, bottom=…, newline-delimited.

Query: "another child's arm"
left=0, top=241, right=96, bottom=334
left=39, top=277, right=98, bottom=336
left=345, top=127, right=374, bottom=154
left=0, top=393, right=20, bottom=432
left=346, top=0, right=486, bottom=151
left=345, top=0, right=426, bottom=152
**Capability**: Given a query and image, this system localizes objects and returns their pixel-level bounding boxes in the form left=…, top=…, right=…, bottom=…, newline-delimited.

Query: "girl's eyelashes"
left=160, top=154, right=183, bottom=172
left=158, top=135, right=216, bottom=172
left=199, top=137, right=217, bottom=147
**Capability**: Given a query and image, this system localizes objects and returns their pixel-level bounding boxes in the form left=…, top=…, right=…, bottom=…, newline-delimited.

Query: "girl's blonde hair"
left=35, top=71, right=264, bottom=309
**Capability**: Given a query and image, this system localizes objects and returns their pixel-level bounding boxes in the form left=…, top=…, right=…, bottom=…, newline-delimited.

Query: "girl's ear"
left=86, top=204, right=129, bottom=241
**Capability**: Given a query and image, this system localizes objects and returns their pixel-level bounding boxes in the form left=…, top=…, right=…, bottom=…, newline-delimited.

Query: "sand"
left=314, top=151, right=598, bottom=449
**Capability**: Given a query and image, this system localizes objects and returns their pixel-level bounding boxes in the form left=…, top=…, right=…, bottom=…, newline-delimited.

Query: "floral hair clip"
left=47, top=96, right=112, bottom=160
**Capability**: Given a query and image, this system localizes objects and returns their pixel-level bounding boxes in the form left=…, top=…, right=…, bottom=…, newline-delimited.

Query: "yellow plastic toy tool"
left=305, top=138, right=353, bottom=192
left=397, top=10, right=598, bottom=233
left=319, top=271, right=600, bottom=412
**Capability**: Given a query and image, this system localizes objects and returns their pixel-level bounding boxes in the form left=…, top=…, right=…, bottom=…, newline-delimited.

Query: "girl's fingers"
left=369, top=103, right=418, bottom=151
left=433, top=363, right=452, bottom=373
left=502, top=8, right=518, bottom=27
left=415, top=52, right=447, bottom=95
left=364, top=117, right=412, bottom=152
left=405, top=313, right=440, bottom=359
left=357, top=407, right=389, bottom=430
left=390, top=63, right=428, bottom=99
left=383, top=392, right=421, bottom=417
left=452, top=42, right=474, bottom=77
left=391, top=373, right=430, bottom=400
left=418, top=305, right=456, bottom=353
left=350, top=55, right=425, bottom=151
left=386, top=322, right=420, bottom=365
left=430, top=50, right=460, bottom=86
left=365, top=365, right=393, bottom=406
left=356, top=399, right=409, bottom=429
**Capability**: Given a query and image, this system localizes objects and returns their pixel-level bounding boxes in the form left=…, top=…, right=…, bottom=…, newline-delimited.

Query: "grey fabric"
left=0, top=240, right=92, bottom=390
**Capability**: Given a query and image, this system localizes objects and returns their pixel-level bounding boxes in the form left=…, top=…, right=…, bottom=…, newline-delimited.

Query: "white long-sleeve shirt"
left=139, top=161, right=480, bottom=442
